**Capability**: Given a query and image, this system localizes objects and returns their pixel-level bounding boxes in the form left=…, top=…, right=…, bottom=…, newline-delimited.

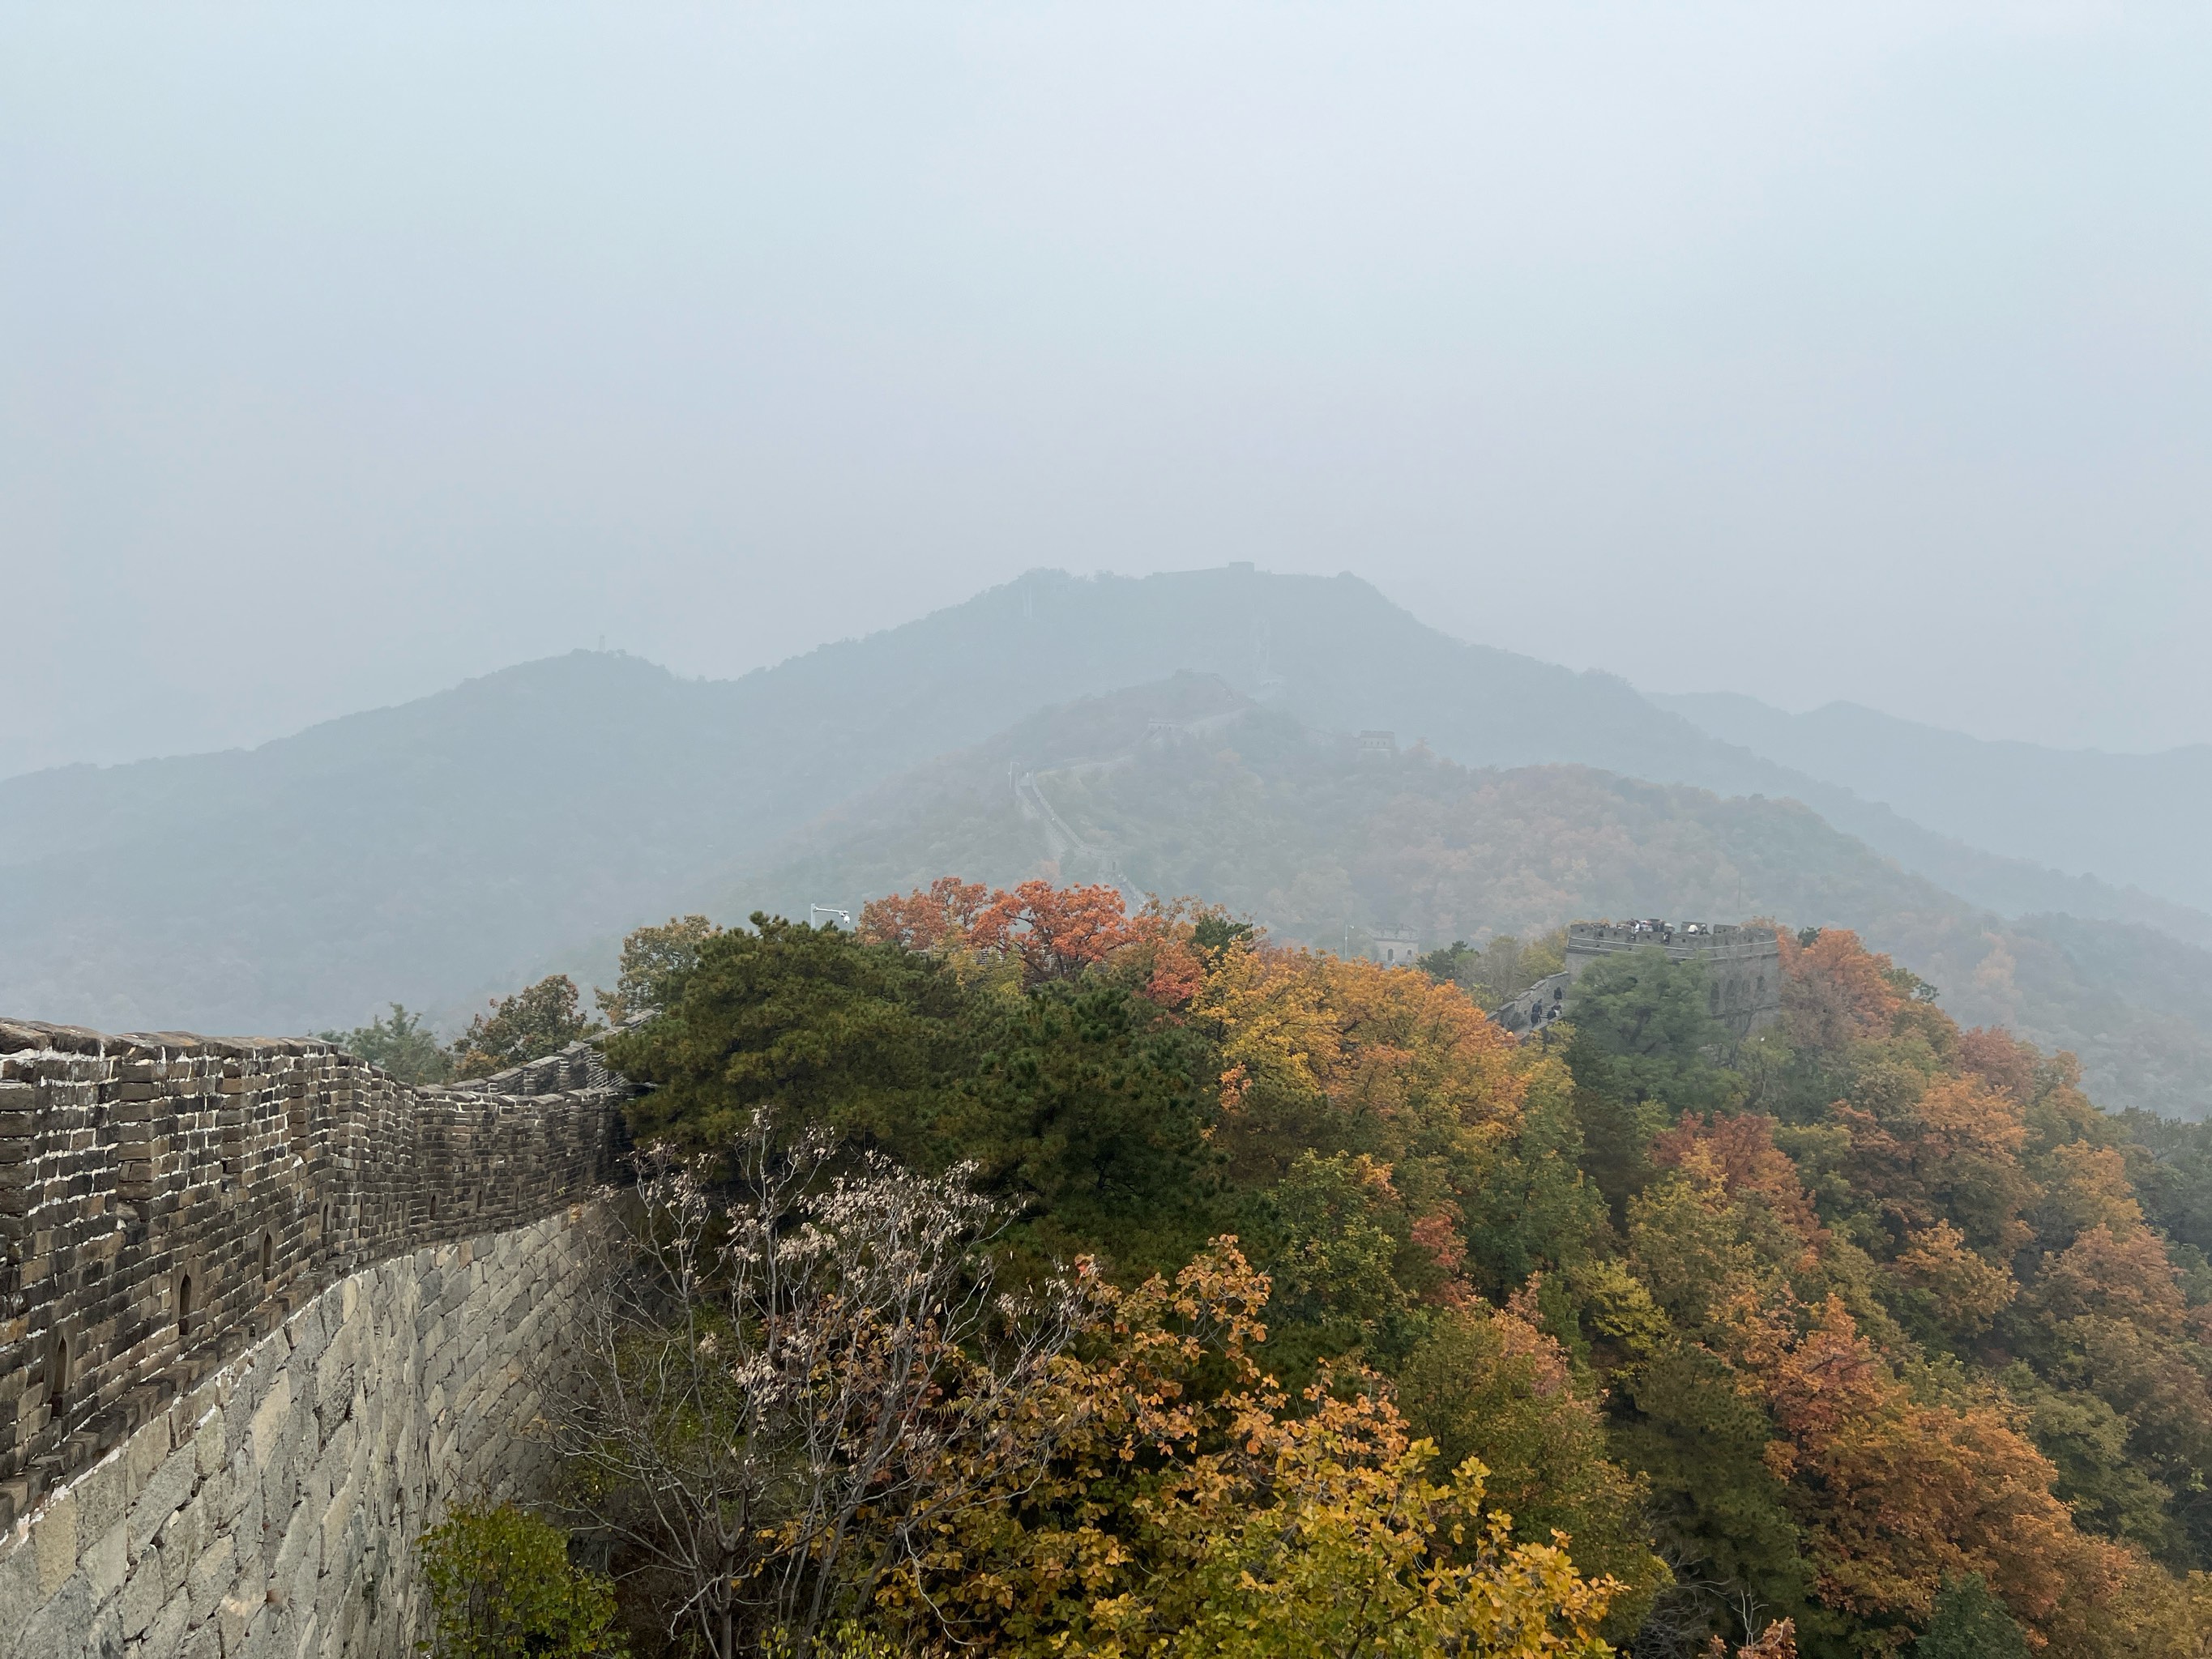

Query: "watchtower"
left=1372, top=928, right=1421, bottom=968
left=1492, top=919, right=1783, bottom=1040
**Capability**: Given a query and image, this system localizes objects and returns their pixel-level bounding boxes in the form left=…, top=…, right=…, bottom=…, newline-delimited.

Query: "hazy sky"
left=6, top=2, right=2210, bottom=778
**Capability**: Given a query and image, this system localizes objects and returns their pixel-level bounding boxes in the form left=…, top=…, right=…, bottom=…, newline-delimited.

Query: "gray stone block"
left=81, top=1516, right=128, bottom=1601
left=284, top=1312, right=328, bottom=1377
left=72, top=1456, right=128, bottom=1545
left=157, top=1528, right=194, bottom=1600
left=81, top=1598, right=124, bottom=1659
left=34, top=1486, right=78, bottom=1599
left=194, top=1418, right=227, bottom=1482
left=231, top=1480, right=263, bottom=1562
left=11, top=1569, right=91, bottom=1659
left=130, top=1445, right=196, bottom=1554
left=282, top=1547, right=316, bottom=1638
left=117, top=1552, right=164, bottom=1639
left=237, top=1597, right=291, bottom=1659
left=215, top=1591, right=258, bottom=1659
left=185, top=1532, right=233, bottom=1623
left=125, top=1421, right=174, bottom=1500
left=0, top=1542, right=44, bottom=1653
left=137, top=1584, right=192, bottom=1659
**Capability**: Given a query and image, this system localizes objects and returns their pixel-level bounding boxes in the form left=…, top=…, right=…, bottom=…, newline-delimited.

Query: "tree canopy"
left=590, top=883, right=2212, bottom=1658
left=453, top=974, right=602, bottom=1078
left=318, top=1001, right=454, bottom=1084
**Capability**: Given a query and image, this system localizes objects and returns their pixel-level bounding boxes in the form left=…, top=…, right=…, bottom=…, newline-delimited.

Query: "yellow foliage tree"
left=1194, top=942, right=1523, bottom=1230
left=891, top=1242, right=1618, bottom=1659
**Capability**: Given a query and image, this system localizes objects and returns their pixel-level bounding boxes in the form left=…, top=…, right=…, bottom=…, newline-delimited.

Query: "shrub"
left=419, top=1501, right=624, bottom=1659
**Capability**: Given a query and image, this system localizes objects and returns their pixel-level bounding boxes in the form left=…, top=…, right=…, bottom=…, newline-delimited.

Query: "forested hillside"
left=576, top=886, right=2212, bottom=1657
left=738, top=680, right=2212, bottom=1120
left=2, top=567, right=2191, bottom=1036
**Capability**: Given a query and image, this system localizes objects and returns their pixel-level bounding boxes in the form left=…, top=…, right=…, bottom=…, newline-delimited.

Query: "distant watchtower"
left=1357, top=731, right=1397, bottom=760
left=1372, top=928, right=1421, bottom=968
left=1492, top=919, right=1783, bottom=1040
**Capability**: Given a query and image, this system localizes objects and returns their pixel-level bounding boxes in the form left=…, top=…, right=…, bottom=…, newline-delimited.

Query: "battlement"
left=1494, top=919, right=1783, bottom=1040
left=0, top=1018, right=630, bottom=1525
left=1566, top=919, right=1780, bottom=965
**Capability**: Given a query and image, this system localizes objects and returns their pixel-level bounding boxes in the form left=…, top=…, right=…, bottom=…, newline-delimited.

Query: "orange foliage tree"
left=969, top=880, right=1137, bottom=985
left=856, top=875, right=993, bottom=953
left=859, top=876, right=1218, bottom=1009
left=1741, top=1294, right=2128, bottom=1640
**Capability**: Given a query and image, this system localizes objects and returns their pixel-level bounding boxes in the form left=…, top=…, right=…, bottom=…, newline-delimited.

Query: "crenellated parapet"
left=1492, top=919, right=1783, bottom=1040
left=0, top=1019, right=630, bottom=1526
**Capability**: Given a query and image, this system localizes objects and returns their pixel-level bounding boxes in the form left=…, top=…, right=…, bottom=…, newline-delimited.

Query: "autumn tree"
left=595, top=914, right=722, bottom=1023
left=553, top=1122, right=1624, bottom=1659
left=582, top=885, right=2212, bottom=1657
left=856, top=876, right=991, bottom=954
left=1778, top=928, right=1906, bottom=1053
left=1397, top=1292, right=1672, bottom=1639
left=895, top=1242, right=1621, bottom=1659
left=857, top=876, right=1216, bottom=1008
left=453, top=975, right=602, bottom=1079
left=1743, top=1294, right=2129, bottom=1645
left=969, top=878, right=1136, bottom=985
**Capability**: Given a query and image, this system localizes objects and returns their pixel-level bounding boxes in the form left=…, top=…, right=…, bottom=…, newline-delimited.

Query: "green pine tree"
left=1915, top=1575, right=2030, bottom=1658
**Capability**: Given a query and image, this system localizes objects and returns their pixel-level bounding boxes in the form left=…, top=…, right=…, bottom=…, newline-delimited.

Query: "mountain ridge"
left=732, top=675, right=2212, bottom=1118
left=2, top=566, right=2198, bottom=1050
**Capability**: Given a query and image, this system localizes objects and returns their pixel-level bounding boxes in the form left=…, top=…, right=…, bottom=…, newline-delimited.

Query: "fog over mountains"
left=1656, top=692, right=2212, bottom=917
left=6, top=566, right=2208, bottom=1115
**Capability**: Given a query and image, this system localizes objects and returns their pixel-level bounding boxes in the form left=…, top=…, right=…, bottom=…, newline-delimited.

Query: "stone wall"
left=0, top=1206, right=599, bottom=1659
left=0, top=1020, right=626, bottom=1528
left=1492, top=970, right=1571, bottom=1038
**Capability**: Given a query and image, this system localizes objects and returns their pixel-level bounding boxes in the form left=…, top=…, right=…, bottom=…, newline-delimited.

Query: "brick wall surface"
left=0, top=1020, right=627, bottom=1526
left=0, top=1207, right=600, bottom=1659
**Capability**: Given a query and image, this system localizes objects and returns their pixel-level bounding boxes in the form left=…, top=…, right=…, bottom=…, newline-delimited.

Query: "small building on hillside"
left=1357, top=730, right=1397, bottom=759
left=1372, top=928, right=1421, bottom=968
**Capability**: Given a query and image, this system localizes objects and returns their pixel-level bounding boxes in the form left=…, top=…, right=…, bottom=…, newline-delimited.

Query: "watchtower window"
left=177, top=1273, right=194, bottom=1339
left=47, top=1338, right=66, bottom=1418
left=260, top=1232, right=275, bottom=1286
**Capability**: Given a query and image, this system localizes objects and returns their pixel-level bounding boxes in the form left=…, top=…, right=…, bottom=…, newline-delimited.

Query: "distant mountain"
left=737, top=677, right=2212, bottom=1120
left=1655, top=690, right=2212, bottom=916
left=0, top=565, right=2196, bottom=1040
